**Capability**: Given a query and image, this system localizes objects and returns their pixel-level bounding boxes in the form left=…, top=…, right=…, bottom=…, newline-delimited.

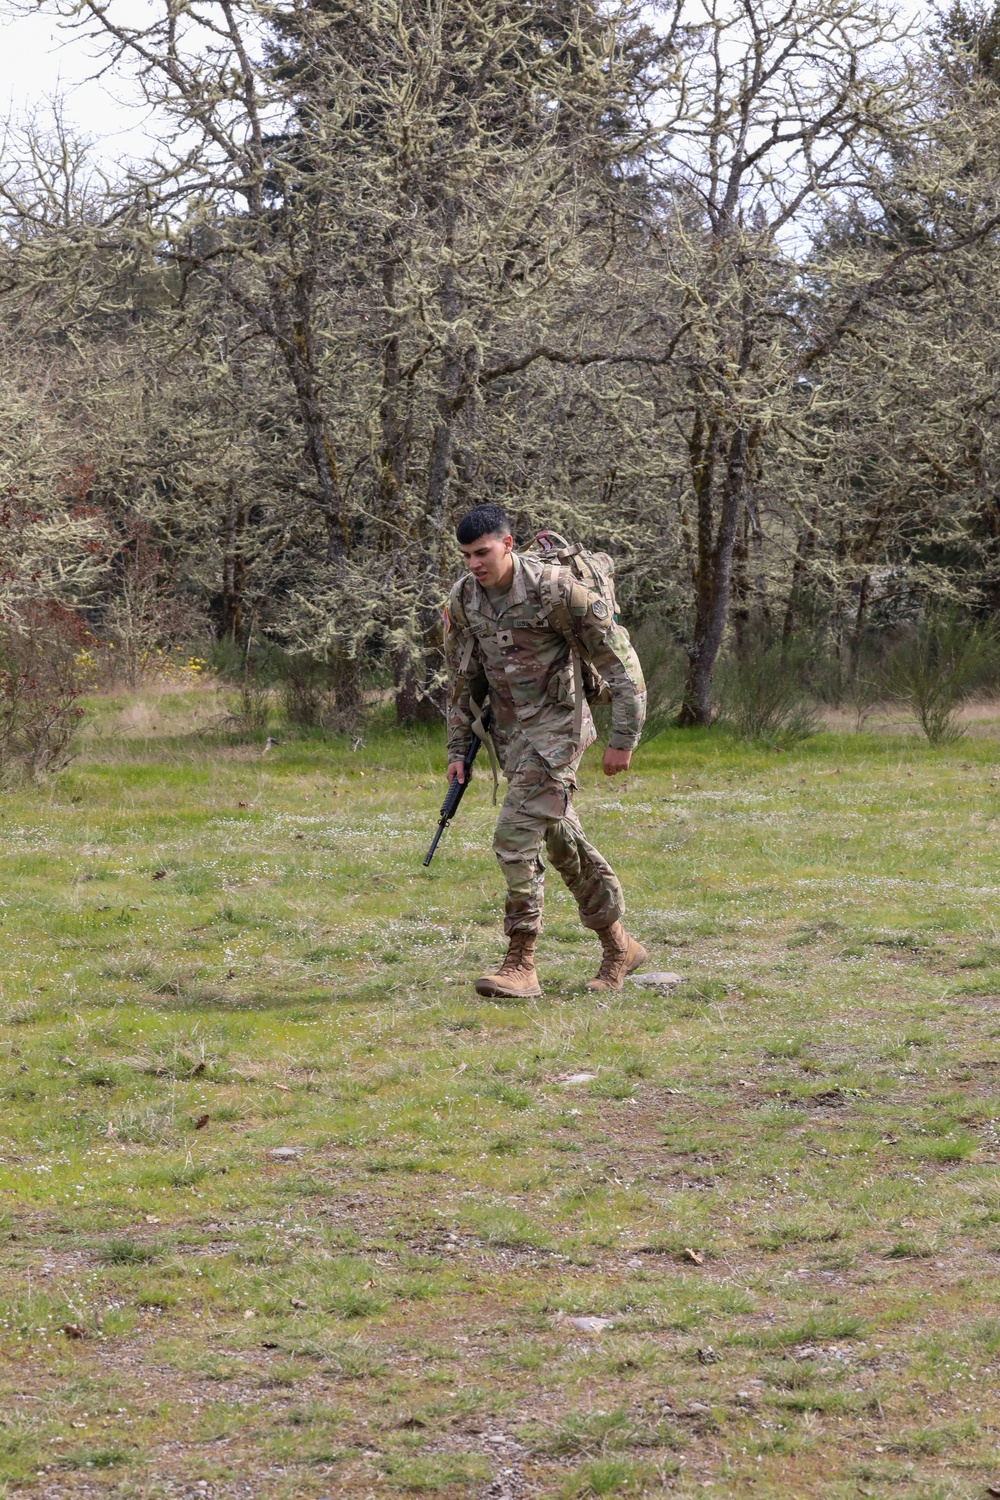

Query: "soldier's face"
left=460, top=531, right=514, bottom=589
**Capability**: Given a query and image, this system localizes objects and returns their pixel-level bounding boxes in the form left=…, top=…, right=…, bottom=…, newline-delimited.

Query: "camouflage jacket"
left=445, top=552, right=646, bottom=770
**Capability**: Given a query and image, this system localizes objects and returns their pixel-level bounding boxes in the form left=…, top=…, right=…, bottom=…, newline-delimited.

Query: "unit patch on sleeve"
left=591, top=599, right=609, bottom=620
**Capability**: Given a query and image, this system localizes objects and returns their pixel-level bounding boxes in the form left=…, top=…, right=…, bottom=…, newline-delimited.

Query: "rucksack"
left=533, top=530, right=620, bottom=620
left=530, top=530, right=620, bottom=739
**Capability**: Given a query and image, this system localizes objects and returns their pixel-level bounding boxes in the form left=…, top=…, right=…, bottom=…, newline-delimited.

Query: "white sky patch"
left=0, top=2, right=163, bottom=167
left=1, top=0, right=939, bottom=193
left=2, top=0, right=282, bottom=200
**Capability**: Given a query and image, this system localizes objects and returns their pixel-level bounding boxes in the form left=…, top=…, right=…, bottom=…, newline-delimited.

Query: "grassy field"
left=3, top=684, right=1000, bottom=1500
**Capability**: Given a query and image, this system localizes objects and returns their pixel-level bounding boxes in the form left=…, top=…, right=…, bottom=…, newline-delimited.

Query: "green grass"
left=4, top=684, right=1000, bottom=1496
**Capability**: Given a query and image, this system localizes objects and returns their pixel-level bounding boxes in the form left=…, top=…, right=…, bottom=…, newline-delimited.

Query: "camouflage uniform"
left=445, top=552, right=646, bottom=936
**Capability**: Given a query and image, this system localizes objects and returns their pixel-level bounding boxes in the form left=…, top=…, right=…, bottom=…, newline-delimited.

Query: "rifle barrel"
left=423, top=820, right=447, bottom=867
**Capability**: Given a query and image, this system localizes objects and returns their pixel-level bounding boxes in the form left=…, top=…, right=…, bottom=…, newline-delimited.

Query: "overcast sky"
left=0, top=4, right=159, bottom=165
left=1, top=0, right=934, bottom=178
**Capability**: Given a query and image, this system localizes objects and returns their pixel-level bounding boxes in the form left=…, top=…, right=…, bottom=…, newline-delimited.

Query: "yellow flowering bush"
left=75, top=643, right=208, bottom=688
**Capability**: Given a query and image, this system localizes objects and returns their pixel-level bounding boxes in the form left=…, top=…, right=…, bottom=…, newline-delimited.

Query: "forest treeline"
left=3, top=0, right=1000, bottom=740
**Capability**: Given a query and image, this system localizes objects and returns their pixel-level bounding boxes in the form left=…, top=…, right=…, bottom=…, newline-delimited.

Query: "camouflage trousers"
left=493, top=739, right=624, bottom=937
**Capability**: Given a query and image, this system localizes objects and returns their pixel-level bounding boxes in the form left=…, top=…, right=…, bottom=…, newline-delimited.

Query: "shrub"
left=212, top=641, right=275, bottom=735
left=100, top=516, right=207, bottom=688
left=229, top=670, right=271, bottom=735
left=277, top=649, right=366, bottom=734
left=885, top=608, right=996, bottom=743
left=633, top=622, right=687, bottom=742
left=0, top=601, right=91, bottom=781
left=716, top=638, right=817, bottom=746
left=591, top=620, right=686, bottom=744
left=277, top=651, right=343, bottom=729
left=211, top=639, right=366, bottom=736
left=809, top=635, right=887, bottom=730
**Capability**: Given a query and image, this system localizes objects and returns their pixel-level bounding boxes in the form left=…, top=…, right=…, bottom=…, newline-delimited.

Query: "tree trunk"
left=258, top=267, right=347, bottom=567
left=731, top=508, right=751, bottom=656
left=378, top=264, right=408, bottom=514
left=782, top=503, right=819, bottom=641
left=220, top=483, right=246, bottom=640
left=393, top=651, right=443, bottom=725
left=678, top=421, right=748, bottom=727
left=395, top=206, right=476, bottom=726
left=849, top=573, right=871, bottom=677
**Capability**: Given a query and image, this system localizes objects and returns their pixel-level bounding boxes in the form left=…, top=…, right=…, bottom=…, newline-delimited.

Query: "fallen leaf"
left=273, top=1082, right=291, bottom=1092
left=290, top=1297, right=307, bottom=1309
left=682, top=1247, right=705, bottom=1265
left=194, top=1113, right=210, bottom=1130
left=60, top=1056, right=76, bottom=1067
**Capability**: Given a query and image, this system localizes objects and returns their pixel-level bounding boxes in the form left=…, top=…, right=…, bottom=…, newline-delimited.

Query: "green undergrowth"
left=3, top=686, right=1000, bottom=1496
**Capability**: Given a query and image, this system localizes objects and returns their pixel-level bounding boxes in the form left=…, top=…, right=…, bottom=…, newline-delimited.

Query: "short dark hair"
left=456, top=504, right=510, bottom=545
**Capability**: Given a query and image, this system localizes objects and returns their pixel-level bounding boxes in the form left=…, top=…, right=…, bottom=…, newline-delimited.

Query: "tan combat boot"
left=475, top=932, right=542, bottom=998
left=586, top=920, right=647, bottom=992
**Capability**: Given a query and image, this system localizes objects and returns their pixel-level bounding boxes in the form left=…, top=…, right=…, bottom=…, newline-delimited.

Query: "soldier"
left=445, top=503, right=648, bottom=998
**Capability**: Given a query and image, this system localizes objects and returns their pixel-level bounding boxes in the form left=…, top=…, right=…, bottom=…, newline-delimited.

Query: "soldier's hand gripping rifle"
left=423, top=702, right=493, bottom=867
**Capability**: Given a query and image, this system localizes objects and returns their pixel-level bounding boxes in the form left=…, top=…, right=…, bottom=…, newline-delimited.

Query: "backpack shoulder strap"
left=541, top=562, right=573, bottom=632
left=448, top=575, right=474, bottom=630
left=448, top=576, right=478, bottom=675
left=541, top=562, right=586, bottom=744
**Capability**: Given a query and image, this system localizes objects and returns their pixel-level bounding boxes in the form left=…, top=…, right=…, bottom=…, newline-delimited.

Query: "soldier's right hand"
left=447, top=760, right=466, bottom=785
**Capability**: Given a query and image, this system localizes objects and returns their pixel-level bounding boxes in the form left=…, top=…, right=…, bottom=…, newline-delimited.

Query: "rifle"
left=423, top=704, right=492, bottom=867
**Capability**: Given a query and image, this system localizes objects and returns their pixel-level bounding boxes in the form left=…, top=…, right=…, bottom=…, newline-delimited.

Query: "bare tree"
left=634, top=0, right=995, bottom=723
left=14, top=0, right=663, bottom=715
left=5, top=0, right=1000, bottom=733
